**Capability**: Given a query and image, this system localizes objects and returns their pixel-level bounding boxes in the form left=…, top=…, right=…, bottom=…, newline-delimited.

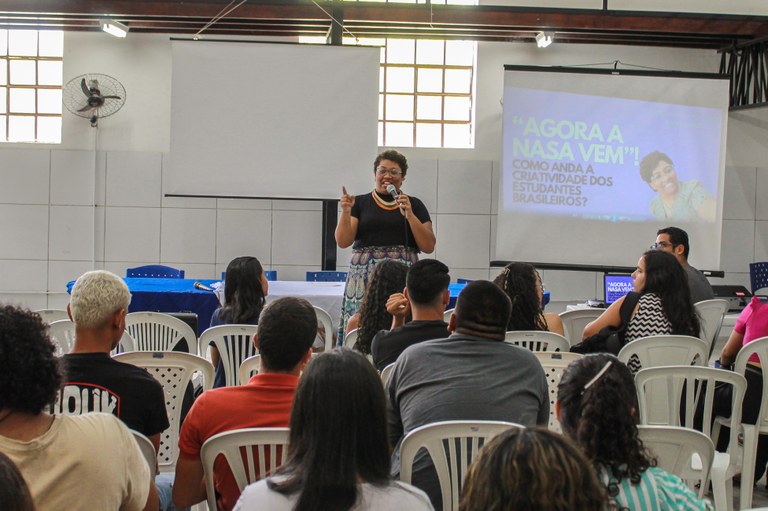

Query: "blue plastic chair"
left=221, top=270, right=276, bottom=281
left=750, top=262, right=768, bottom=294
left=126, top=265, right=185, bottom=279
left=306, top=271, right=347, bottom=282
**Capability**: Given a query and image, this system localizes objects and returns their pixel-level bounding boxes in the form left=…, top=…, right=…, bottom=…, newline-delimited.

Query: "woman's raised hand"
left=340, top=186, right=355, bottom=213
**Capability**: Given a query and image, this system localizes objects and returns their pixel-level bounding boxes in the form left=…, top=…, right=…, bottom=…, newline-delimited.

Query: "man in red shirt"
left=172, top=297, right=316, bottom=510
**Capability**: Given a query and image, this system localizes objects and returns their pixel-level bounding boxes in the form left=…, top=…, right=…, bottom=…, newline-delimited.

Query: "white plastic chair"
left=125, top=311, right=198, bottom=354
left=558, top=308, right=603, bottom=347
left=344, top=328, right=358, bottom=349
left=198, top=325, right=259, bottom=387
left=114, top=351, right=214, bottom=473
left=715, top=336, right=768, bottom=509
left=131, top=429, right=158, bottom=476
left=114, top=331, right=136, bottom=354
left=49, top=319, right=76, bottom=355
left=313, top=306, right=334, bottom=352
left=694, top=299, right=728, bottom=358
left=635, top=365, right=747, bottom=511
left=400, top=420, right=522, bottom=511
left=443, top=308, right=454, bottom=323
left=200, top=428, right=290, bottom=511
left=533, top=351, right=583, bottom=432
left=504, top=331, right=569, bottom=352
left=239, top=354, right=261, bottom=385
left=637, top=425, right=714, bottom=498
left=36, top=308, right=70, bottom=324
left=380, top=362, right=396, bottom=386
left=617, top=335, right=709, bottom=371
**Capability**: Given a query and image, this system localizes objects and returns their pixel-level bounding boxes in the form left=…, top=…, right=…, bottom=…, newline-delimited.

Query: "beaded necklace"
left=371, top=190, right=398, bottom=211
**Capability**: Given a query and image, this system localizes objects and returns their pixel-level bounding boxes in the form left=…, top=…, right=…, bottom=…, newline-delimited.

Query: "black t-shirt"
left=370, top=320, right=450, bottom=371
left=56, top=352, right=169, bottom=437
left=351, top=192, right=431, bottom=251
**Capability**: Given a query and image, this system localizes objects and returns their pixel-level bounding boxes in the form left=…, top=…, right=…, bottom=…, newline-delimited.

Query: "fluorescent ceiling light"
left=101, top=19, right=129, bottom=38
left=535, top=31, right=553, bottom=48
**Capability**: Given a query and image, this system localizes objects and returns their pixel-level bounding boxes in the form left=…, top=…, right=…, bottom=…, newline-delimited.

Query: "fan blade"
left=77, top=104, right=96, bottom=113
left=80, top=78, right=90, bottom=98
left=101, top=96, right=122, bottom=100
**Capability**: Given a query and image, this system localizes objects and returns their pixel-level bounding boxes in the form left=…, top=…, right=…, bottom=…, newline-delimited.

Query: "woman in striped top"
left=557, top=354, right=712, bottom=511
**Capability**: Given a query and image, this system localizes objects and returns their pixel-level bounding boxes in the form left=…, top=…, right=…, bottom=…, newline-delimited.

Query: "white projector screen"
left=496, top=66, right=729, bottom=271
left=167, top=40, right=379, bottom=199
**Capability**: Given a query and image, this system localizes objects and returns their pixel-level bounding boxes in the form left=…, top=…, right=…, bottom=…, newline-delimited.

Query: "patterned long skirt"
left=337, top=245, right=418, bottom=343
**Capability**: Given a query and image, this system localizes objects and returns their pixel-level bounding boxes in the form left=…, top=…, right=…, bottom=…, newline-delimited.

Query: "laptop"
left=604, top=273, right=634, bottom=305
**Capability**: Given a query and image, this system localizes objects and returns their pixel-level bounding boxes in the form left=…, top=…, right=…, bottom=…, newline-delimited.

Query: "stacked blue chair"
left=126, top=265, right=185, bottom=279
left=306, top=271, right=347, bottom=282
left=750, top=262, right=768, bottom=295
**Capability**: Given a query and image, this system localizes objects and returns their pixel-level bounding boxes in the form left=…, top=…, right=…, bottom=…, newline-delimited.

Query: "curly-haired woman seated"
left=557, top=353, right=712, bottom=510
left=493, top=262, right=563, bottom=335
left=0, top=305, right=158, bottom=511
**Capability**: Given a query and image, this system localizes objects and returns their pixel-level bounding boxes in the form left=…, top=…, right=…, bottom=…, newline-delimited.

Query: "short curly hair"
left=70, top=270, right=131, bottom=328
left=0, top=305, right=62, bottom=413
left=373, top=150, right=409, bottom=177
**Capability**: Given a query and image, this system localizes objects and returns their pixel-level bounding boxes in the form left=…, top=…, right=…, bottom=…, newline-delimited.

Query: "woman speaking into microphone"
left=335, top=150, right=435, bottom=339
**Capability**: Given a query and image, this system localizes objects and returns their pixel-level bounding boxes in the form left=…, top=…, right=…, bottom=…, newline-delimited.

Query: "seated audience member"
left=370, top=259, right=451, bottom=371
left=387, top=280, right=549, bottom=508
left=174, top=297, right=316, bottom=511
left=652, top=226, right=714, bottom=304
left=234, top=349, right=433, bottom=511
left=459, top=427, right=607, bottom=511
left=209, top=256, right=268, bottom=388
left=346, top=259, right=408, bottom=354
left=0, top=452, right=36, bottom=511
left=55, top=270, right=168, bottom=453
left=493, top=262, right=564, bottom=335
left=0, top=305, right=158, bottom=511
left=557, top=353, right=712, bottom=510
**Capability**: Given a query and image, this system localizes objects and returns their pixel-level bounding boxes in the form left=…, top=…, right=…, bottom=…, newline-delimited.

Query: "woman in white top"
left=234, top=349, right=433, bottom=511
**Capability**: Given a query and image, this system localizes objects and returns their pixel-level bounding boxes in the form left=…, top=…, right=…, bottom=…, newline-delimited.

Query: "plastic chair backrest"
left=344, top=329, right=358, bottom=349
left=201, top=428, right=290, bottom=511
left=533, top=351, right=583, bottom=432
left=306, top=271, right=347, bottom=282
left=239, top=354, right=261, bottom=385
left=131, top=429, right=158, bottom=476
left=126, top=264, right=185, bottom=279
left=558, top=308, right=604, bottom=347
left=617, top=335, right=708, bottom=370
left=49, top=319, right=76, bottom=355
left=735, top=336, right=768, bottom=437
left=750, top=262, right=768, bottom=294
left=35, top=308, right=70, bottom=324
left=114, top=331, right=136, bottom=354
left=125, top=312, right=198, bottom=354
left=400, top=420, right=522, bottom=511
left=313, top=306, right=334, bottom=352
left=114, top=351, right=214, bottom=472
left=503, top=331, right=569, bottom=352
left=693, top=299, right=728, bottom=356
left=443, top=308, right=454, bottom=323
left=637, top=425, right=714, bottom=497
left=380, top=362, right=396, bottom=386
left=199, top=325, right=259, bottom=387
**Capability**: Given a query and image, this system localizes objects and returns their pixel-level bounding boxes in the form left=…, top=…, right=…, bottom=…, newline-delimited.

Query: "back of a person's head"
left=70, top=270, right=130, bottom=328
left=656, top=226, right=690, bottom=259
left=0, top=305, right=61, bottom=415
left=492, top=262, right=546, bottom=331
left=641, top=250, right=699, bottom=336
left=406, top=259, right=450, bottom=306
left=223, top=256, right=266, bottom=323
left=257, top=297, right=317, bottom=372
left=356, top=260, right=409, bottom=353
left=0, top=452, right=36, bottom=511
left=459, top=427, right=606, bottom=511
left=557, top=354, right=650, bottom=482
left=274, top=349, right=390, bottom=511
left=454, top=280, right=511, bottom=339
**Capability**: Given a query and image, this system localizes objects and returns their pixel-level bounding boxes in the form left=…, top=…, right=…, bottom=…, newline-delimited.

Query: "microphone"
left=386, top=184, right=406, bottom=216
left=194, top=281, right=213, bottom=292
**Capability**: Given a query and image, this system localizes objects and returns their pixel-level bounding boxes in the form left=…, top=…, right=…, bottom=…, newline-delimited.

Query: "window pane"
left=0, top=87, right=5, bottom=113
left=8, top=115, right=34, bottom=141
left=384, top=122, right=413, bottom=147
left=0, top=30, right=7, bottom=55
left=416, top=122, right=441, bottom=147
left=444, top=96, right=470, bottom=121
left=444, top=123, right=472, bottom=148
left=445, top=40, right=475, bottom=66
left=38, top=60, right=62, bottom=86
left=416, top=95, right=442, bottom=120
left=379, top=67, right=385, bottom=90
left=378, top=121, right=384, bottom=146
left=386, top=66, right=414, bottom=93
left=38, top=31, right=63, bottom=57
left=416, top=40, right=444, bottom=65
left=38, top=89, right=61, bottom=114
left=385, top=94, right=414, bottom=121
left=417, top=68, right=442, bottom=93
left=444, top=68, right=472, bottom=94
left=385, top=39, right=415, bottom=64
left=10, top=60, right=36, bottom=85
left=0, top=60, right=6, bottom=85
left=9, top=88, right=35, bottom=113
left=378, top=93, right=384, bottom=120
left=8, top=30, right=37, bottom=57
left=37, top=116, right=61, bottom=143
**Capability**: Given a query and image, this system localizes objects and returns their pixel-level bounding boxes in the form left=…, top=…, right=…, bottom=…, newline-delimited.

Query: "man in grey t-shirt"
left=653, top=226, right=715, bottom=304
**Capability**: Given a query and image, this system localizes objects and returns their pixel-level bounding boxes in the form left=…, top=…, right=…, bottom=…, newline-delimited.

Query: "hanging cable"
left=194, top=0, right=248, bottom=39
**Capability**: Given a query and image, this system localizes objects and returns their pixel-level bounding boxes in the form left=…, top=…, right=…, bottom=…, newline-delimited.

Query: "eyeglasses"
left=650, top=241, right=676, bottom=250
left=650, top=164, right=674, bottom=182
left=376, top=167, right=403, bottom=177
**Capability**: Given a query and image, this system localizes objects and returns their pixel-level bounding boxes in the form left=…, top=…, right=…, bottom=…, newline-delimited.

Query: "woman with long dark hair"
left=493, top=262, right=563, bottom=335
left=557, top=354, right=712, bottom=510
left=345, top=259, right=409, bottom=354
left=0, top=452, right=36, bottom=511
left=234, top=350, right=433, bottom=511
